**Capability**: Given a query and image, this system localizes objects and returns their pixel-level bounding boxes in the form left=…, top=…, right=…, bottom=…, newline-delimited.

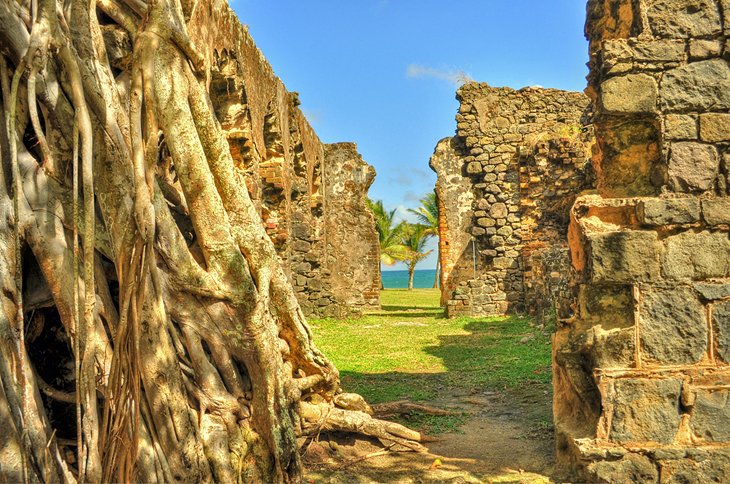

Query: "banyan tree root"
left=0, top=1, right=423, bottom=482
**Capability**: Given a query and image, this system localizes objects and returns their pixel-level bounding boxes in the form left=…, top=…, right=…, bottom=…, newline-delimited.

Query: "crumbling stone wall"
left=554, top=0, right=730, bottom=480
left=431, top=83, right=593, bottom=318
left=519, top=138, right=595, bottom=321
left=188, top=2, right=379, bottom=317
left=323, top=143, right=380, bottom=315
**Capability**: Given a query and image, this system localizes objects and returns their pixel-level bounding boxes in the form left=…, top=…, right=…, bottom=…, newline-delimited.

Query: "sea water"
left=381, top=269, right=438, bottom=289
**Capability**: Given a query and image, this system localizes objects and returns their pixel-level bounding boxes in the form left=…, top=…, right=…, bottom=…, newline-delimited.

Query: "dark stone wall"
left=554, top=0, right=730, bottom=480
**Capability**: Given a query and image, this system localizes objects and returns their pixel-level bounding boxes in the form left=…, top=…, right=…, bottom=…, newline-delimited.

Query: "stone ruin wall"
left=431, top=83, right=594, bottom=319
left=141, top=0, right=381, bottom=317
left=323, top=144, right=381, bottom=314
left=553, top=0, right=730, bottom=481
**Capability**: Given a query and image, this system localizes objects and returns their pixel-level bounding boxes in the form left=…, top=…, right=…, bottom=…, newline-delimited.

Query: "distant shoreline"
left=381, top=269, right=437, bottom=289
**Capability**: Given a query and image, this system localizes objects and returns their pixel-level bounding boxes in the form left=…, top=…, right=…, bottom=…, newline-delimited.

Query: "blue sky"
left=230, top=1, right=589, bottom=270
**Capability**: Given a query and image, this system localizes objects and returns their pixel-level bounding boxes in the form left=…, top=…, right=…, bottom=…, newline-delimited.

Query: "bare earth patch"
left=304, top=385, right=554, bottom=483
left=307, top=289, right=556, bottom=482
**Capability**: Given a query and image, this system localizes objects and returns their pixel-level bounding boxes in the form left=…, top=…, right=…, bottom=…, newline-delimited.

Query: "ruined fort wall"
left=554, top=0, right=730, bottom=480
left=323, top=143, right=380, bottom=315
left=431, top=83, right=592, bottom=318
left=185, top=0, right=379, bottom=317
left=430, top=137, right=474, bottom=307
left=519, top=137, right=595, bottom=321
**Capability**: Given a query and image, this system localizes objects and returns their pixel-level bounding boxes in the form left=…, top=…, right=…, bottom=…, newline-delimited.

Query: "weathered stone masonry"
left=553, top=0, right=730, bottom=481
left=184, top=3, right=380, bottom=317
left=431, top=83, right=593, bottom=319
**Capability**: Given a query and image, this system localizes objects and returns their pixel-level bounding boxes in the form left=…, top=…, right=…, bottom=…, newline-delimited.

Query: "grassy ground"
left=309, top=289, right=553, bottom=433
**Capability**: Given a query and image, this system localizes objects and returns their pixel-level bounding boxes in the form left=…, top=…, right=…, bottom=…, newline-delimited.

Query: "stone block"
left=668, top=142, right=718, bottom=192
left=663, top=230, right=730, bottom=280
left=589, top=231, right=662, bottom=283
left=660, top=60, right=730, bottom=113
left=466, top=161, right=481, bottom=174
left=699, top=113, right=730, bottom=142
left=665, top=114, right=697, bottom=140
left=691, top=389, right=730, bottom=441
left=594, top=117, right=660, bottom=197
left=639, top=285, right=707, bottom=364
left=694, top=283, right=730, bottom=301
left=291, top=240, right=312, bottom=252
left=609, top=378, right=682, bottom=444
left=702, top=198, right=730, bottom=225
left=578, top=284, right=634, bottom=329
left=637, top=198, right=700, bottom=225
left=645, top=0, right=722, bottom=38
left=631, top=39, right=686, bottom=62
left=588, top=454, right=659, bottom=484
left=690, top=39, right=723, bottom=59
left=591, top=327, right=636, bottom=368
left=490, top=203, right=508, bottom=218
left=659, top=450, right=730, bottom=483
left=603, top=39, right=686, bottom=69
left=601, top=74, right=658, bottom=113
left=714, top=300, right=730, bottom=362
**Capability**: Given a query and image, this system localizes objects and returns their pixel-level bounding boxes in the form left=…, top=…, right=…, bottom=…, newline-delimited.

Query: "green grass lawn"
left=309, top=289, right=553, bottom=406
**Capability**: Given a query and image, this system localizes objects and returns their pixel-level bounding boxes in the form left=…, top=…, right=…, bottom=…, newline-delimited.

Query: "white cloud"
left=406, top=64, right=473, bottom=86
left=393, top=204, right=419, bottom=225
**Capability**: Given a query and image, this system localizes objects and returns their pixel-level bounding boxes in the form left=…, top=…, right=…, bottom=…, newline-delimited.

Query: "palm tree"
left=367, top=199, right=408, bottom=288
left=400, top=224, right=434, bottom=290
left=408, top=192, right=440, bottom=288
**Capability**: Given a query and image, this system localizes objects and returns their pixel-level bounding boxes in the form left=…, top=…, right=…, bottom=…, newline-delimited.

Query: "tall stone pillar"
left=554, top=0, right=730, bottom=480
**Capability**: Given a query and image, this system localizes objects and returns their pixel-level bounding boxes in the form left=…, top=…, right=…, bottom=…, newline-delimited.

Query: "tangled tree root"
left=0, top=0, right=422, bottom=482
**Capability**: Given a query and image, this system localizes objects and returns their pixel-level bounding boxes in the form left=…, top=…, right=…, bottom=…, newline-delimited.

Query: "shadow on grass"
left=331, top=316, right=555, bottom=479
left=339, top=316, right=552, bottom=404
left=379, top=304, right=443, bottom=312
left=317, top=294, right=556, bottom=479
left=368, top=309, right=445, bottom=319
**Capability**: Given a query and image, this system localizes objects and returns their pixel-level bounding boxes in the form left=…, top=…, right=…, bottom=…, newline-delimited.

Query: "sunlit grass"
left=310, top=289, right=552, bottom=411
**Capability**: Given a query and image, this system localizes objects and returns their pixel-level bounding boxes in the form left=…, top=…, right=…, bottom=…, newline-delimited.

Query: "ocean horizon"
left=381, top=269, right=437, bottom=289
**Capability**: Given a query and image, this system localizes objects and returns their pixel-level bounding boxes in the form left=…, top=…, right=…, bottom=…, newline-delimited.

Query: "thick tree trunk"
left=408, top=265, right=415, bottom=290
left=433, top=250, right=440, bottom=289
left=0, top=1, right=422, bottom=482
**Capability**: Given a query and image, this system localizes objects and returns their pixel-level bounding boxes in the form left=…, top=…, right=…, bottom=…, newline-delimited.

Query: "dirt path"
left=304, top=383, right=555, bottom=483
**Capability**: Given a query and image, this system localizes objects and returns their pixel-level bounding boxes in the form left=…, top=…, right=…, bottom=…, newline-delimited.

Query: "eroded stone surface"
left=588, top=454, right=659, bottom=484
left=578, top=284, right=634, bottom=329
left=703, top=198, right=730, bottom=225
left=609, top=378, right=682, bottom=444
left=639, top=286, right=707, bottom=364
left=691, top=389, right=730, bottom=441
left=660, top=60, right=730, bottom=113
left=637, top=197, right=700, bottom=225
left=601, top=74, right=658, bottom=113
left=663, top=230, right=730, bottom=280
left=700, top=113, right=730, bottom=142
left=667, top=142, right=719, bottom=192
left=665, top=114, right=697, bottom=139
left=714, top=300, right=730, bottom=362
left=645, top=0, right=722, bottom=38
left=659, top=451, right=730, bottom=483
left=589, top=231, right=662, bottom=282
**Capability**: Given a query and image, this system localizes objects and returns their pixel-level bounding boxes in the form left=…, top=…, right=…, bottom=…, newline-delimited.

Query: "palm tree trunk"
left=433, top=249, right=441, bottom=289
left=408, top=265, right=415, bottom=290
